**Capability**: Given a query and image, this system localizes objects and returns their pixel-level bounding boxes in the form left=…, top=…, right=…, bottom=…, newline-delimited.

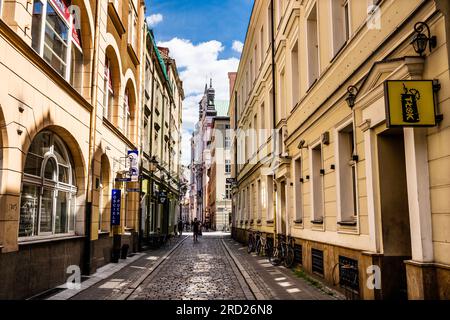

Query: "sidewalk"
left=223, top=238, right=345, bottom=300
left=48, top=236, right=187, bottom=300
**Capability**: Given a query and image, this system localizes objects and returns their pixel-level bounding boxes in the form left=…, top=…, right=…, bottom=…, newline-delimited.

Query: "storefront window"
left=19, top=131, right=78, bottom=238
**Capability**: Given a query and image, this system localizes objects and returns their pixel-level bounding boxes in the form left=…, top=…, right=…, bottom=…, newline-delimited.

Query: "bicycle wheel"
left=254, top=240, right=261, bottom=255
left=269, top=247, right=281, bottom=266
left=247, top=237, right=254, bottom=254
left=284, top=246, right=295, bottom=268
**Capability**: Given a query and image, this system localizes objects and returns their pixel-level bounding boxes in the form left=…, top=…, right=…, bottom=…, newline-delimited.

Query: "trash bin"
left=120, top=244, right=129, bottom=259
left=111, top=248, right=120, bottom=263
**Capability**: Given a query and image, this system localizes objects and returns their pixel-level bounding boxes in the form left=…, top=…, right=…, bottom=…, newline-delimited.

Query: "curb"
left=221, top=239, right=266, bottom=300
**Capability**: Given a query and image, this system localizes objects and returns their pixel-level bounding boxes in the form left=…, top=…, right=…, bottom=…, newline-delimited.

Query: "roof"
left=148, top=31, right=169, bottom=82
left=215, top=100, right=229, bottom=116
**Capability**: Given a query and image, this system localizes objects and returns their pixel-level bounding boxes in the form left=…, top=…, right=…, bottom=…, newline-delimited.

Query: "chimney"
left=157, top=47, right=170, bottom=58
left=228, top=72, right=237, bottom=100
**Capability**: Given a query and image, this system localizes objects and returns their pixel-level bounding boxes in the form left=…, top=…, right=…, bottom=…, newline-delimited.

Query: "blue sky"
left=144, top=0, right=254, bottom=165
left=146, top=0, right=253, bottom=59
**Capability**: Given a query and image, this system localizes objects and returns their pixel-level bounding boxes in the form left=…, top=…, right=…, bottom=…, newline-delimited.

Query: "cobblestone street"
left=51, top=233, right=339, bottom=301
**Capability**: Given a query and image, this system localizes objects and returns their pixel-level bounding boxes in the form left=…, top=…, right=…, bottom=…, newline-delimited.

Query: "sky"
left=145, top=0, right=254, bottom=165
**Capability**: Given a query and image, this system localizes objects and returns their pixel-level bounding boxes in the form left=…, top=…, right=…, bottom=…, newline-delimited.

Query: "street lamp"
left=411, top=22, right=437, bottom=57
left=346, top=85, right=359, bottom=109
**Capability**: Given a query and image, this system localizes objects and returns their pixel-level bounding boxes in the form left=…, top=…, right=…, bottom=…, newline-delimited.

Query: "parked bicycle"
left=255, top=232, right=272, bottom=257
left=247, top=230, right=258, bottom=253
left=269, top=234, right=295, bottom=268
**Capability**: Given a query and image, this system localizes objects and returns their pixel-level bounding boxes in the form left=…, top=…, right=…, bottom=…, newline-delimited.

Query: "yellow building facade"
left=230, top=0, right=450, bottom=300
left=0, top=0, right=146, bottom=298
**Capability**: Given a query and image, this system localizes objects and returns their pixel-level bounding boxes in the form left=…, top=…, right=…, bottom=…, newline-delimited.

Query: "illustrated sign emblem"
left=385, top=80, right=436, bottom=127
left=128, top=150, right=139, bottom=182
left=159, top=191, right=167, bottom=204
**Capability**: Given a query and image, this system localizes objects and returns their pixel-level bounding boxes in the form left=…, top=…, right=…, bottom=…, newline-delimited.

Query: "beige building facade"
left=230, top=0, right=450, bottom=300
left=0, top=0, right=148, bottom=299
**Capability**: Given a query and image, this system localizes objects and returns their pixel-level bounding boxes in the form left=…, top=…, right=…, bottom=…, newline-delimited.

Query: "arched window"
left=103, top=58, right=114, bottom=120
left=19, top=131, right=77, bottom=238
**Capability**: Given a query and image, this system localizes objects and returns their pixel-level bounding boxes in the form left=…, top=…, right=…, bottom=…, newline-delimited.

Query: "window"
left=0, top=0, right=2, bottom=16
left=310, top=143, right=324, bottom=222
left=307, top=4, right=319, bottom=87
left=267, top=176, right=274, bottom=220
left=20, top=131, right=77, bottom=238
left=260, top=103, right=266, bottom=146
left=124, top=89, right=131, bottom=137
left=128, top=2, right=138, bottom=51
left=291, top=41, right=299, bottom=108
left=103, top=59, right=114, bottom=120
left=260, top=26, right=265, bottom=67
left=225, top=183, right=231, bottom=200
left=331, top=0, right=350, bottom=56
left=257, top=180, right=262, bottom=221
left=254, top=114, right=258, bottom=153
left=337, top=123, right=358, bottom=222
left=294, top=158, right=302, bottom=221
left=225, top=160, right=231, bottom=174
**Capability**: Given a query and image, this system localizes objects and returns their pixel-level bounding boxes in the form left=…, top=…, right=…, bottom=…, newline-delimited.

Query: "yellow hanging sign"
left=384, top=80, right=436, bottom=127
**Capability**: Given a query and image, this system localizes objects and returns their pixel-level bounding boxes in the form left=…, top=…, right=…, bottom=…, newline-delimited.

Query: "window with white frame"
left=310, top=143, right=324, bottom=222
left=337, top=123, right=358, bottom=222
left=19, top=131, right=77, bottom=238
left=128, top=1, right=138, bottom=51
left=260, top=26, right=265, bottom=67
left=257, top=179, right=262, bottom=221
left=31, top=0, right=82, bottom=82
left=225, top=160, right=231, bottom=174
left=267, top=175, right=274, bottom=221
left=103, top=58, right=114, bottom=120
left=307, top=3, right=319, bottom=87
left=294, top=157, right=303, bottom=221
left=331, top=0, right=351, bottom=56
left=291, top=40, right=299, bottom=108
left=124, top=89, right=131, bottom=137
left=0, top=0, right=3, bottom=17
left=225, top=183, right=231, bottom=200
left=260, top=103, right=266, bottom=146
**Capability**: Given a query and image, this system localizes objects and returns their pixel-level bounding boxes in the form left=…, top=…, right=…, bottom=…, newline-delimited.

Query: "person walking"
left=178, top=219, right=183, bottom=236
left=193, top=218, right=200, bottom=243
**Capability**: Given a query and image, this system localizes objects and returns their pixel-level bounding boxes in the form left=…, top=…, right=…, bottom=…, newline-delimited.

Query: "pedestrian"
left=193, top=218, right=200, bottom=242
left=178, top=219, right=183, bottom=236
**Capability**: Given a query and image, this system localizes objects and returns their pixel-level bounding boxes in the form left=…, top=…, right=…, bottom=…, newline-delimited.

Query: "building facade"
left=141, top=31, right=184, bottom=242
left=0, top=0, right=183, bottom=299
left=190, top=81, right=218, bottom=226
left=207, top=104, right=232, bottom=231
left=230, top=0, right=450, bottom=300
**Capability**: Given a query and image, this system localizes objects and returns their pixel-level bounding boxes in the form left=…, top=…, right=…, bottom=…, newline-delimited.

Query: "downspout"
left=84, top=0, right=101, bottom=275
left=149, top=39, right=156, bottom=232
left=270, top=0, right=278, bottom=240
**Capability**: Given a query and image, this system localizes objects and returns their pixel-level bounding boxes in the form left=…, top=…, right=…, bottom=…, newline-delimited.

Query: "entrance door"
left=377, top=128, right=412, bottom=300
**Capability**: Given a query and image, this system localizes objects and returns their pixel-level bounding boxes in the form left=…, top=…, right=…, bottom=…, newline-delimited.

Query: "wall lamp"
left=346, top=85, right=359, bottom=109
left=411, top=22, right=437, bottom=57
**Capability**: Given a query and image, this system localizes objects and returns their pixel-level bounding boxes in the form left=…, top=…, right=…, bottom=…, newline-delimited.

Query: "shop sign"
left=384, top=80, right=436, bottom=127
left=49, top=0, right=71, bottom=23
left=128, top=150, right=139, bottom=182
left=111, top=189, right=121, bottom=226
left=159, top=191, right=167, bottom=204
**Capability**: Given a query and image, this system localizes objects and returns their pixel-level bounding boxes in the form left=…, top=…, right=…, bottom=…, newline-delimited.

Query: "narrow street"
left=49, top=233, right=340, bottom=301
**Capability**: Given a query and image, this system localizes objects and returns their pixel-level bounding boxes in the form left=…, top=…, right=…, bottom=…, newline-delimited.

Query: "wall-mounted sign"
left=384, top=80, right=436, bottom=127
left=111, top=189, right=121, bottom=226
left=159, top=191, right=167, bottom=204
left=128, top=150, right=139, bottom=182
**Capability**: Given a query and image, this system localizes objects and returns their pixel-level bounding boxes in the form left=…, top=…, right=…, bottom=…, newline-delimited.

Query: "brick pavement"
left=222, top=237, right=343, bottom=300
left=128, top=234, right=252, bottom=300
left=49, top=232, right=342, bottom=300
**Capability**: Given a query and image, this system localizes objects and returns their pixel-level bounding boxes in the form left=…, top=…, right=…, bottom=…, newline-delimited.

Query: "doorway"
left=377, top=128, right=412, bottom=300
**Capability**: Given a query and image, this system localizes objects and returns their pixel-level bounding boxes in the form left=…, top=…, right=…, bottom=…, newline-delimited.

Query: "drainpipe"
left=149, top=38, right=156, bottom=233
left=270, top=0, right=278, bottom=241
left=84, top=0, right=102, bottom=275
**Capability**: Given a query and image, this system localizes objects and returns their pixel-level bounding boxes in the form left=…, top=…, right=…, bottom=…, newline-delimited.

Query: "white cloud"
left=146, top=14, right=164, bottom=27
left=156, top=38, right=239, bottom=165
left=232, top=40, right=244, bottom=54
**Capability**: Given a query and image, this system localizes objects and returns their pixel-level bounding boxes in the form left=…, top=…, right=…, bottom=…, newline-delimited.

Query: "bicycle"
left=269, top=234, right=295, bottom=268
left=255, top=232, right=272, bottom=257
left=247, top=230, right=257, bottom=254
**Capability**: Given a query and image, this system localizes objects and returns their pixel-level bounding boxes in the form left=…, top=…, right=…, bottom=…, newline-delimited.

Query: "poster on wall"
left=128, top=150, right=139, bottom=182
left=111, top=189, right=121, bottom=226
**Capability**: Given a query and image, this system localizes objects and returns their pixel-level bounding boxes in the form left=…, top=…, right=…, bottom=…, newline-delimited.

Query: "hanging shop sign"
left=111, top=189, right=121, bottom=226
left=159, top=191, right=167, bottom=204
left=384, top=80, right=436, bottom=127
left=128, top=150, right=139, bottom=182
